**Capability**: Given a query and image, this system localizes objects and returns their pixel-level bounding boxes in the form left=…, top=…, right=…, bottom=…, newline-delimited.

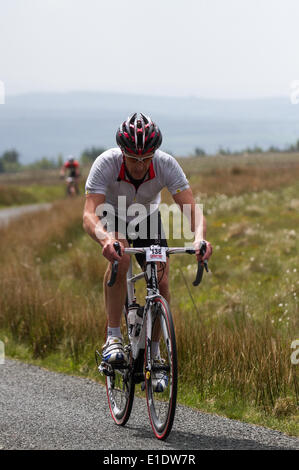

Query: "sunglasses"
left=124, top=152, right=154, bottom=163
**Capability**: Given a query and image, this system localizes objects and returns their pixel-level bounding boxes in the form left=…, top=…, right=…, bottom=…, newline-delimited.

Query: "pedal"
left=98, top=361, right=114, bottom=377
left=95, top=349, right=114, bottom=377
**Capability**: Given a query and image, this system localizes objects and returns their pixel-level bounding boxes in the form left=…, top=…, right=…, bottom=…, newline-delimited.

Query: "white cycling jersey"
left=85, top=148, right=189, bottom=221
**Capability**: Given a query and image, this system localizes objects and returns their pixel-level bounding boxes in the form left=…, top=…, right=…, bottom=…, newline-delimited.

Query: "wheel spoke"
left=145, top=297, right=177, bottom=440
left=104, top=308, right=135, bottom=426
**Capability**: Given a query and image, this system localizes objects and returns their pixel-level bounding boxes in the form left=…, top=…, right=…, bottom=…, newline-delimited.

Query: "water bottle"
left=127, top=303, right=139, bottom=342
left=135, top=306, right=144, bottom=338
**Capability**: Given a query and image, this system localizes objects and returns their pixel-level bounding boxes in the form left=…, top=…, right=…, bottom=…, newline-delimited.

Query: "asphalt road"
left=0, top=359, right=298, bottom=450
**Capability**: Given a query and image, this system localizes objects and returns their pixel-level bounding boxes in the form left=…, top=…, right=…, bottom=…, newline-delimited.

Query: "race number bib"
left=146, top=245, right=167, bottom=262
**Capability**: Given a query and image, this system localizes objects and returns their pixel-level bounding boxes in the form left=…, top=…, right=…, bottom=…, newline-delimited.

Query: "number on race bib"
left=146, top=245, right=167, bottom=262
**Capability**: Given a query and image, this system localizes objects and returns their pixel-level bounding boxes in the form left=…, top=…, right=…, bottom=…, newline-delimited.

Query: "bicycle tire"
left=144, top=296, right=178, bottom=440
left=105, top=307, right=135, bottom=426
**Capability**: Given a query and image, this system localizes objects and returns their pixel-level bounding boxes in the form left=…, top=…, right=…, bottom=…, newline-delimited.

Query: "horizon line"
left=5, top=89, right=290, bottom=102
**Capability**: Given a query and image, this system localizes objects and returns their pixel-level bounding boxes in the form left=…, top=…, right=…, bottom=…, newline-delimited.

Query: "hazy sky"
left=1, top=0, right=299, bottom=99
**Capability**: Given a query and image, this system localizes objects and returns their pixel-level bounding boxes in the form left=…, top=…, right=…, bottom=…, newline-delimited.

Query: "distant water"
left=0, top=92, right=299, bottom=162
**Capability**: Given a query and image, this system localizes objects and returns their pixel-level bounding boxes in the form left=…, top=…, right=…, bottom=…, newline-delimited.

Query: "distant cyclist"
left=83, top=113, right=213, bottom=389
left=60, top=155, right=80, bottom=195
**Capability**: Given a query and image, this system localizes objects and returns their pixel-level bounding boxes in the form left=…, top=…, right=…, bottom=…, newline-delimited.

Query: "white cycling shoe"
left=141, top=357, right=169, bottom=393
left=152, top=357, right=169, bottom=392
left=102, top=336, right=126, bottom=364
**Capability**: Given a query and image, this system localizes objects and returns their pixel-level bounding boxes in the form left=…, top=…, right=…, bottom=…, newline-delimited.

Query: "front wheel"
left=105, top=308, right=135, bottom=426
left=144, top=296, right=178, bottom=440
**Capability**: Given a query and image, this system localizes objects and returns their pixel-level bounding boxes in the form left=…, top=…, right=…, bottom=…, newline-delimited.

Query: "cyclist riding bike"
left=60, top=155, right=80, bottom=195
left=83, top=113, right=213, bottom=391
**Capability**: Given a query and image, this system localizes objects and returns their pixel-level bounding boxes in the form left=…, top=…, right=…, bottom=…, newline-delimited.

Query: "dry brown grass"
left=190, top=164, right=299, bottom=197
left=0, top=167, right=90, bottom=187
left=0, top=197, right=107, bottom=358
left=0, top=198, right=84, bottom=261
left=1, top=271, right=105, bottom=358
left=181, top=153, right=299, bottom=197
left=157, top=153, right=299, bottom=205
left=174, top=308, right=298, bottom=409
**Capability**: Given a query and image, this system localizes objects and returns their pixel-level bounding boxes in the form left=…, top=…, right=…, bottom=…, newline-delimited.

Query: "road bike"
left=96, top=241, right=208, bottom=440
left=65, top=176, right=80, bottom=197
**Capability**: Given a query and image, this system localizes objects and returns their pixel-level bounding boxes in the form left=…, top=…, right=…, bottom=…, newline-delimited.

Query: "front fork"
left=145, top=299, right=159, bottom=379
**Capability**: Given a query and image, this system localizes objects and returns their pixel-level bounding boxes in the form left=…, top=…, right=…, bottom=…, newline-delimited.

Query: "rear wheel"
left=145, top=296, right=178, bottom=440
left=105, top=308, right=135, bottom=426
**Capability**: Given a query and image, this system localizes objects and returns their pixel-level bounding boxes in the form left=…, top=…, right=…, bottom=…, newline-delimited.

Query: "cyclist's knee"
left=105, top=254, right=129, bottom=286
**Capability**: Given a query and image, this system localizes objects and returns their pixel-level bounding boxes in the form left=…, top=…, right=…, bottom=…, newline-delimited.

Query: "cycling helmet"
left=67, top=155, right=74, bottom=163
left=116, top=112, right=162, bottom=156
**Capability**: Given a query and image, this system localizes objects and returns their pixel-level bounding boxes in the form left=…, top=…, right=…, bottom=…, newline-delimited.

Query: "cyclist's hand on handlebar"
left=102, top=239, right=124, bottom=263
left=193, top=240, right=213, bottom=264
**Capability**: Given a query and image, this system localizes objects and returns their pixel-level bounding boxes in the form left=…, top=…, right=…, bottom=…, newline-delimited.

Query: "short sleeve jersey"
left=85, top=148, right=189, bottom=220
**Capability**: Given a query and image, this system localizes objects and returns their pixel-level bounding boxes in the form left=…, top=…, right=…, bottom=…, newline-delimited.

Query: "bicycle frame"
left=124, top=245, right=207, bottom=362
left=125, top=248, right=160, bottom=363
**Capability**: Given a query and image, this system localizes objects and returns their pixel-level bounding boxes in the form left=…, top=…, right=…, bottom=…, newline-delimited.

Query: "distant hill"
left=0, top=91, right=298, bottom=163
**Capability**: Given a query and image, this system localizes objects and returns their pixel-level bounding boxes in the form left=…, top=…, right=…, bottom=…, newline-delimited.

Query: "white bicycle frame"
left=124, top=246, right=196, bottom=362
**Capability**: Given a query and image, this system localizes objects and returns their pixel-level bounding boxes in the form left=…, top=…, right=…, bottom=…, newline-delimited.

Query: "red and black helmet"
left=116, top=112, right=162, bottom=156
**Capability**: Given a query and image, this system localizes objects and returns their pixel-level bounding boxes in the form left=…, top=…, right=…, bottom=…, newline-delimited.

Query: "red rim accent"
left=144, top=296, right=174, bottom=440
left=105, top=308, right=132, bottom=426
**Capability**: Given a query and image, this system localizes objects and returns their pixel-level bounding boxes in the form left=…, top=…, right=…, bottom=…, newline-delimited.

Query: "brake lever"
left=107, top=242, right=121, bottom=287
left=192, top=242, right=209, bottom=286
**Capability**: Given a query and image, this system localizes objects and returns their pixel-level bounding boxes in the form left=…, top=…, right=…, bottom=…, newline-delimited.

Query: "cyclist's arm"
left=82, top=194, right=123, bottom=261
left=83, top=193, right=111, bottom=247
left=173, top=188, right=212, bottom=261
left=172, top=187, right=206, bottom=239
